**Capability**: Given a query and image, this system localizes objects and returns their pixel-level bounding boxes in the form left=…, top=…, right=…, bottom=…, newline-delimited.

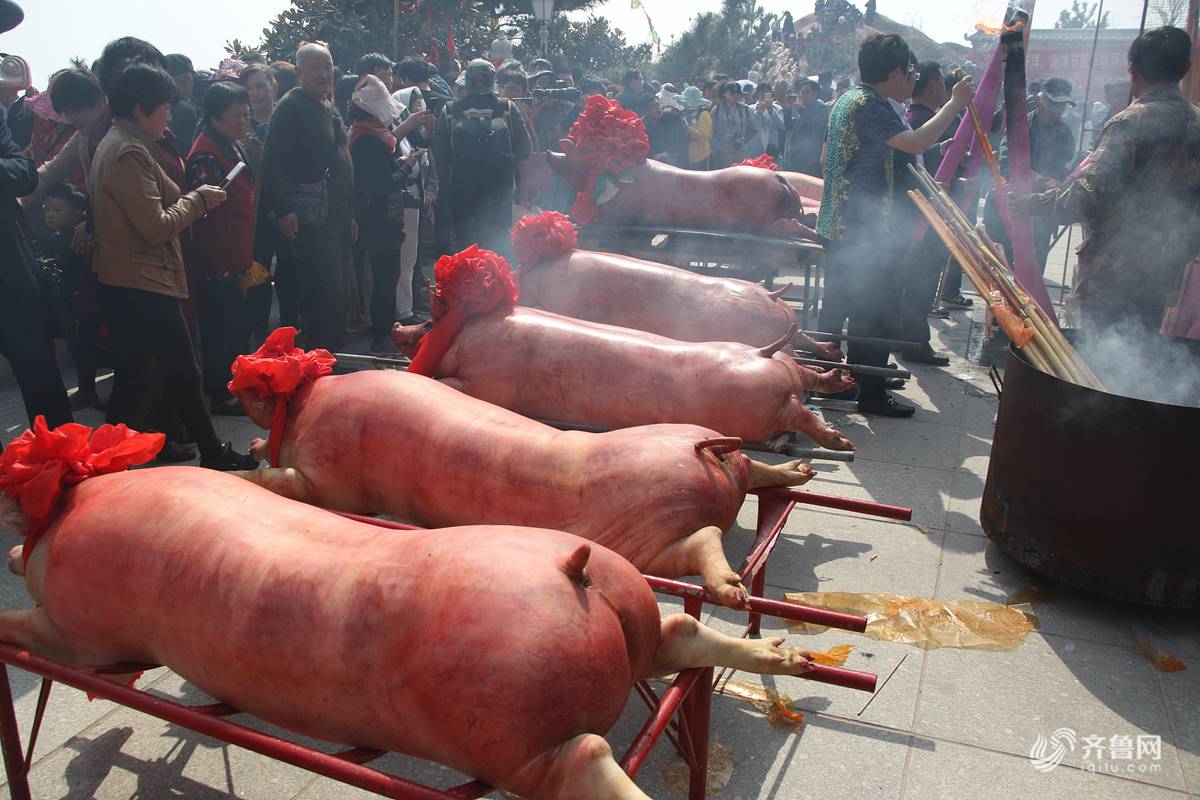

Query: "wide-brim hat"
left=0, top=1, right=22, bottom=35
left=352, top=74, right=405, bottom=125
left=0, top=54, right=29, bottom=89
left=680, top=85, right=710, bottom=111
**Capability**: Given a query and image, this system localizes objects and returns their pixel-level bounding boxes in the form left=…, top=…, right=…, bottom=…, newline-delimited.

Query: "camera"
left=532, top=85, right=581, bottom=102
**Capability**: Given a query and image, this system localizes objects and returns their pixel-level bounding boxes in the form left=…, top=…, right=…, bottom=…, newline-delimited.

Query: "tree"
left=511, top=14, right=651, bottom=78
left=258, top=0, right=598, bottom=71
left=1152, top=0, right=1188, bottom=27
left=1054, top=0, right=1110, bottom=29
left=654, top=0, right=776, bottom=83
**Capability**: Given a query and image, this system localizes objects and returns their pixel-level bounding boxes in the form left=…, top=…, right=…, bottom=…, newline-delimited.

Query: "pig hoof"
left=709, top=573, right=750, bottom=609
left=7, top=545, right=23, bottom=576
left=746, top=637, right=815, bottom=676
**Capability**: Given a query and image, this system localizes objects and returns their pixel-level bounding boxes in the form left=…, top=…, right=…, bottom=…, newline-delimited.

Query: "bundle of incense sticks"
left=906, top=164, right=1104, bottom=390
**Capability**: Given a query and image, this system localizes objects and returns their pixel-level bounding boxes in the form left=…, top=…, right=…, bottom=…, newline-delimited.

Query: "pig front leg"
left=745, top=457, right=815, bottom=489
left=0, top=607, right=83, bottom=666
left=642, top=526, right=748, bottom=610
left=643, top=613, right=814, bottom=679
left=229, top=466, right=315, bottom=504
left=507, top=734, right=651, bottom=800
left=784, top=396, right=855, bottom=451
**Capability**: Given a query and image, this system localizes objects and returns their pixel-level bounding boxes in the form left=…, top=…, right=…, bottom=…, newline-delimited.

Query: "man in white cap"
left=432, top=58, right=530, bottom=255
left=0, top=0, right=72, bottom=430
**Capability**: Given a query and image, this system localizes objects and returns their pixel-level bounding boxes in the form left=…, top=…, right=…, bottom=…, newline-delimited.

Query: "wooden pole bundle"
left=906, top=164, right=1105, bottom=390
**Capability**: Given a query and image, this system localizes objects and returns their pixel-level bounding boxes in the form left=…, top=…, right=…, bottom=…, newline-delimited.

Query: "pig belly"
left=26, top=468, right=660, bottom=787
left=519, top=249, right=796, bottom=348
left=440, top=308, right=798, bottom=442
left=281, top=372, right=749, bottom=569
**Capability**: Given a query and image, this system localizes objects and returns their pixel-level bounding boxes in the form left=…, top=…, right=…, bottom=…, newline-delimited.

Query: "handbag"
left=282, top=175, right=329, bottom=228
left=282, top=107, right=342, bottom=228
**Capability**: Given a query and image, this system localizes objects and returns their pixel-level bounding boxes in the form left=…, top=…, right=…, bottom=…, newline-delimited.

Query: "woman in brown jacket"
left=90, top=63, right=256, bottom=470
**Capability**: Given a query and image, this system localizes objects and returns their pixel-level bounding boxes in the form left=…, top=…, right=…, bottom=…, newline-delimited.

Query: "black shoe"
left=906, top=346, right=951, bottom=366
left=199, top=442, right=260, bottom=471
left=156, top=440, right=197, bottom=463
left=69, top=390, right=99, bottom=411
left=941, top=293, right=974, bottom=308
left=928, top=307, right=951, bottom=319
left=857, top=392, right=916, bottom=417
left=210, top=397, right=246, bottom=417
left=884, top=377, right=907, bottom=390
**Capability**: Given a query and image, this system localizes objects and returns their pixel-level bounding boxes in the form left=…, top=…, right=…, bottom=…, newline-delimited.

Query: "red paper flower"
left=432, top=244, right=519, bottom=317
left=566, top=95, right=649, bottom=179
left=738, top=154, right=779, bottom=171
left=227, top=327, right=336, bottom=402
left=0, top=417, right=164, bottom=528
left=511, top=211, right=578, bottom=268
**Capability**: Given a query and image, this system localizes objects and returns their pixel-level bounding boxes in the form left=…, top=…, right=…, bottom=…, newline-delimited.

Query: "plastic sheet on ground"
left=1136, top=636, right=1187, bottom=673
left=664, top=735, right=737, bottom=796
left=716, top=679, right=805, bottom=730
left=784, top=591, right=1037, bottom=650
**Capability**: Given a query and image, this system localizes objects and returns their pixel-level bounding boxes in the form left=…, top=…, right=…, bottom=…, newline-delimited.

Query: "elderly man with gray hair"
left=260, top=41, right=355, bottom=351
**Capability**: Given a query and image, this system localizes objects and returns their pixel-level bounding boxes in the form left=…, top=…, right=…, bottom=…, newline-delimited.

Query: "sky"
left=4, top=0, right=1156, bottom=88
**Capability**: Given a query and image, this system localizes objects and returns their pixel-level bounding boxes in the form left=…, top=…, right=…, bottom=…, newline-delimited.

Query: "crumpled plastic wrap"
left=716, top=680, right=805, bottom=730
left=1136, top=636, right=1187, bottom=673
left=784, top=592, right=1036, bottom=650
left=663, top=736, right=738, bottom=796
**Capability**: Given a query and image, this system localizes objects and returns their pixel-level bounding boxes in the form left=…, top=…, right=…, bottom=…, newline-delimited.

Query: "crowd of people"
left=0, top=0, right=1196, bottom=455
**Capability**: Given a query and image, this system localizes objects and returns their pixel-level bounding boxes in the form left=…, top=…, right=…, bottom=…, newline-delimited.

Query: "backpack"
left=449, top=100, right=516, bottom=191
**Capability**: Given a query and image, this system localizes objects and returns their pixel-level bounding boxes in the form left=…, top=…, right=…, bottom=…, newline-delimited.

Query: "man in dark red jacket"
left=185, top=81, right=255, bottom=415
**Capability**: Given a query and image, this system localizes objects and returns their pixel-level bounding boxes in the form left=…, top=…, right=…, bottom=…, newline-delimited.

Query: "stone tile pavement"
left=0, top=265, right=1195, bottom=798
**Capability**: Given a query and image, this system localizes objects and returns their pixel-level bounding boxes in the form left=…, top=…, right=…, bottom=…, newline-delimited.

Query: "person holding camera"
left=350, top=75, right=422, bottom=348
left=184, top=81, right=256, bottom=415
left=710, top=81, right=757, bottom=169
left=433, top=59, right=530, bottom=256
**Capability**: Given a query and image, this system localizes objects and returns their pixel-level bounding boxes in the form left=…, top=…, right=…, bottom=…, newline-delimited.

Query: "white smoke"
left=1073, top=321, right=1200, bottom=408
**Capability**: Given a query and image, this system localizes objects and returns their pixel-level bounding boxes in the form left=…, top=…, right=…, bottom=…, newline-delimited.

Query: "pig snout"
left=391, top=321, right=433, bottom=358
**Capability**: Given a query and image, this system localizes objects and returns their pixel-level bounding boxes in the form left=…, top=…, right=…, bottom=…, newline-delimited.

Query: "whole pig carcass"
left=511, top=211, right=842, bottom=360
left=551, top=95, right=819, bottom=238
left=395, top=246, right=855, bottom=450
left=228, top=334, right=816, bottom=607
left=0, top=419, right=826, bottom=800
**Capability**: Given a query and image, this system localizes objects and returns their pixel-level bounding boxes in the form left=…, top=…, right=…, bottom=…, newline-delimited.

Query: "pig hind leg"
left=644, top=613, right=813, bottom=679
left=507, top=733, right=651, bottom=800
left=642, top=526, right=748, bottom=610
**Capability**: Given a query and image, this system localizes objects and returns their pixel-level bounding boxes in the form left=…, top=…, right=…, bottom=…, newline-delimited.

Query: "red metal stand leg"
left=685, top=666, right=713, bottom=800
left=0, top=668, right=32, bottom=800
left=747, top=567, right=767, bottom=636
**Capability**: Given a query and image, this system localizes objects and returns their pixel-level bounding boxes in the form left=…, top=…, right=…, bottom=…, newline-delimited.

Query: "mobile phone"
left=221, top=162, right=246, bottom=188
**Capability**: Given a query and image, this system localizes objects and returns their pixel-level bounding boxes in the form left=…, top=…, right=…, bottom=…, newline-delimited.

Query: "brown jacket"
left=89, top=118, right=206, bottom=298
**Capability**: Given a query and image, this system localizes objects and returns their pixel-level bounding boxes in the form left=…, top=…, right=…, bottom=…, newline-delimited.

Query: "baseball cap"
left=1042, top=77, right=1075, bottom=105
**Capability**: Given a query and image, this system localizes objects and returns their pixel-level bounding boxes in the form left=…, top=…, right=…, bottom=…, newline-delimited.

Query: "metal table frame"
left=0, top=488, right=907, bottom=800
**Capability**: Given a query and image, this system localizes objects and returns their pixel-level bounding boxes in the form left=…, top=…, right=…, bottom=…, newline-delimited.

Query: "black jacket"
left=0, top=105, right=42, bottom=306
left=351, top=133, right=413, bottom=250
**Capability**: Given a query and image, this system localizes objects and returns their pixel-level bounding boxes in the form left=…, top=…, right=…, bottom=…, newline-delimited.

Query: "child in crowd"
left=40, top=184, right=104, bottom=410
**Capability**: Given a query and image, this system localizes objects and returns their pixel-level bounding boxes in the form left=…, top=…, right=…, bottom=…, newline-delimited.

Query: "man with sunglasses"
left=816, top=33, right=975, bottom=417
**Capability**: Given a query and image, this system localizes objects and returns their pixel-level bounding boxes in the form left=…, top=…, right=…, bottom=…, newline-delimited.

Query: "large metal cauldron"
left=982, top=340, right=1200, bottom=608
